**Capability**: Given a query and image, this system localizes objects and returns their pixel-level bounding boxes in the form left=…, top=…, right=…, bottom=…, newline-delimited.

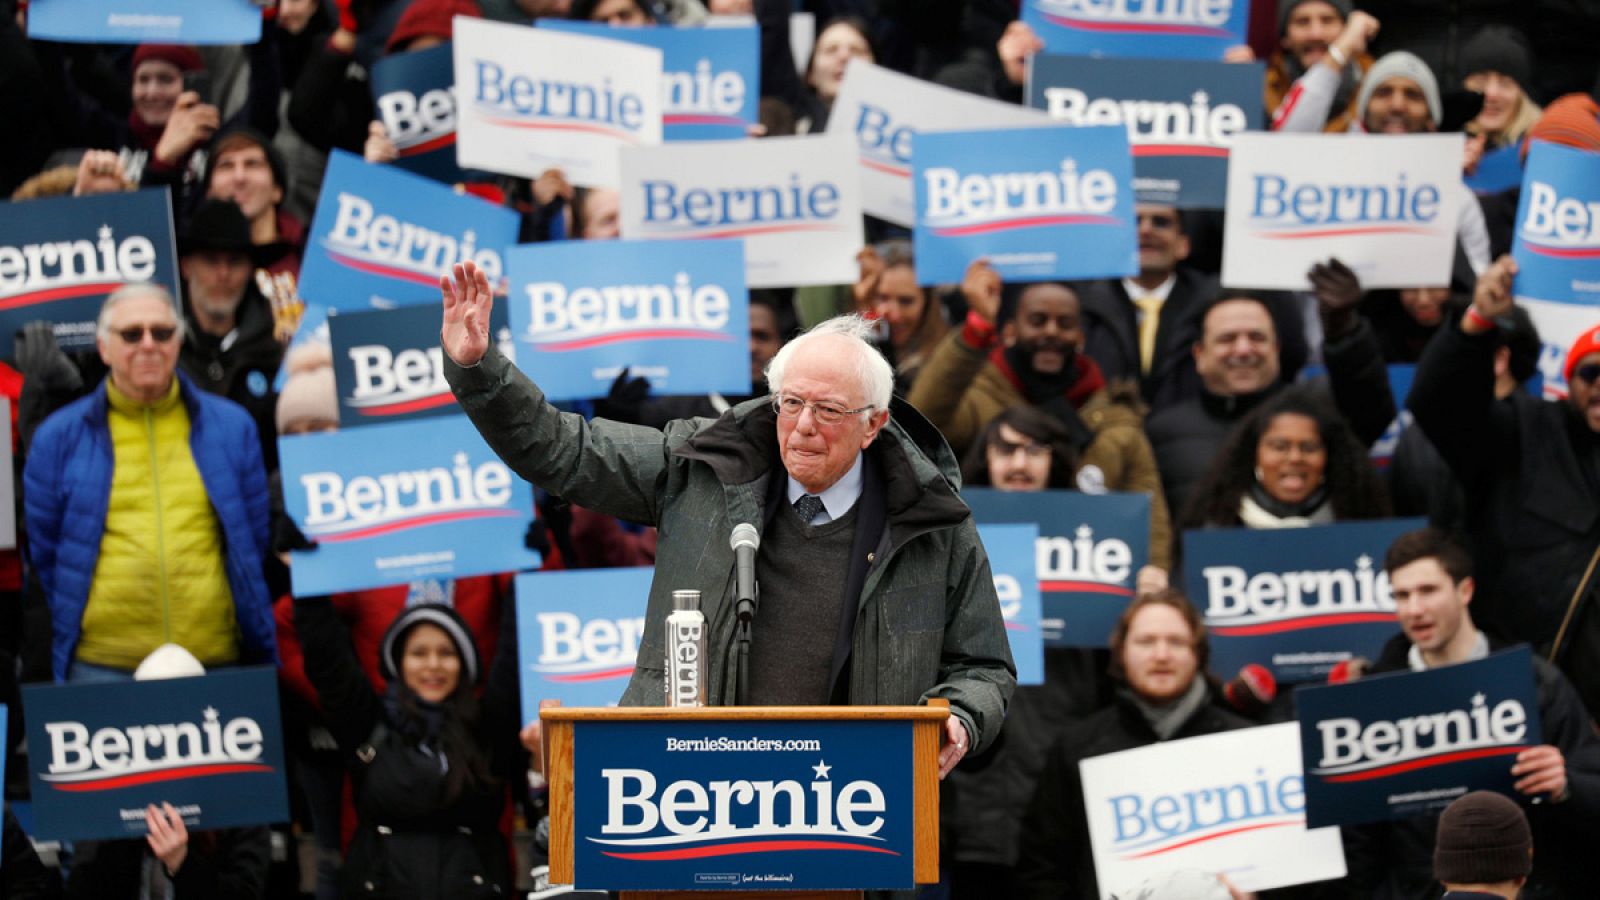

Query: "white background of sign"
left=618, top=134, right=864, bottom=287
left=453, top=17, right=662, bottom=187
left=828, top=61, right=1050, bottom=226
left=1523, top=297, right=1600, bottom=399
left=1222, top=133, right=1464, bottom=290
left=1081, top=722, right=1345, bottom=898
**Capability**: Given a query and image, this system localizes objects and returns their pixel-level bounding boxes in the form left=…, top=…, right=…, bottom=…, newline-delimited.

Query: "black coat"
left=294, top=596, right=521, bottom=899
left=1, top=804, right=62, bottom=899
left=1078, top=269, right=1217, bottom=414
left=1015, top=684, right=1252, bottom=900
left=1338, top=633, right=1600, bottom=899
left=179, top=283, right=285, bottom=469
left=62, top=825, right=269, bottom=899
left=1408, top=320, right=1600, bottom=716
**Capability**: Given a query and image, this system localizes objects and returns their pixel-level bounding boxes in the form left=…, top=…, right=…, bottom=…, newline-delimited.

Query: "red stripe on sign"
left=315, top=508, right=520, bottom=543
left=1040, top=581, right=1134, bottom=596
left=1321, top=745, right=1527, bottom=782
left=602, top=840, right=901, bottom=861
left=1121, top=820, right=1301, bottom=859
left=934, top=214, right=1121, bottom=237
left=52, top=763, right=274, bottom=792
left=354, top=392, right=458, bottom=416
left=648, top=223, right=844, bottom=241
left=546, top=665, right=636, bottom=683
left=1210, top=612, right=1397, bottom=636
left=1256, top=225, right=1437, bottom=239
left=326, top=251, right=440, bottom=286
left=861, top=156, right=911, bottom=178
left=1041, top=13, right=1232, bottom=37
left=1523, top=244, right=1600, bottom=259
left=1133, top=145, right=1229, bottom=158
left=664, top=114, right=746, bottom=127
left=399, top=132, right=457, bottom=156
left=482, top=116, right=638, bottom=142
left=530, top=329, right=736, bottom=352
left=0, top=281, right=122, bottom=309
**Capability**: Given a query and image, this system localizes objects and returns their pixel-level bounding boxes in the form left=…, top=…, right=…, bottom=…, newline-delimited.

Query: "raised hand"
left=440, top=261, right=494, bottom=367
left=962, top=259, right=1003, bottom=326
left=1465, top=254, right=1517, bottom=333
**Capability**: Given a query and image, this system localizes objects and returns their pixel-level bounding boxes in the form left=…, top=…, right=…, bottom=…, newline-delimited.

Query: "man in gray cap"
left=1433, top=791, right=1532, bottom=899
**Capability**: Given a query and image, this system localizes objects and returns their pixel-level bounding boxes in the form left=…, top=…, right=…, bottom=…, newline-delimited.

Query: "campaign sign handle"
left=22, top=667, right=289, bottom=842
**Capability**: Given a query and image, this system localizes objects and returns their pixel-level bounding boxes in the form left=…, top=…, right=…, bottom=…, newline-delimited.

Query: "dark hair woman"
left=796, top=16, right=874, bottom=133
left=959, top=404, right=1081, bottom=491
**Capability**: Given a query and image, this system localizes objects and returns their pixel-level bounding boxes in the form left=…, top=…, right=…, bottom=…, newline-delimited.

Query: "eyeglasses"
left=1574, top=364, right=1600, bottom=385
left=990, top=438, right=1052, bottom=459
left=114, top=325, right=178, bottom=344
left=1137, top=212, right=1178, bottom=229
left=771, top=393, right=873, bottom=426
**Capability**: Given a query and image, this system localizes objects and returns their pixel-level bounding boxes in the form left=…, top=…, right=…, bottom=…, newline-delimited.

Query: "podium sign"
left=561, top=714, right=926, bottom=891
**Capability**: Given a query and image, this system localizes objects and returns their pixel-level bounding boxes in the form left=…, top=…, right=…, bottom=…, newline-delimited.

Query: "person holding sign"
left=1016, top=591, right=1251, bottom=900
left=1339, top=529, right=1600, bottom=898
left=1409, top=255, right=1600, bottom=722
left=906, top=261, right=1173, bottom=578
left=1267, top=2, right=1379, bottom=133
left=439, top=261, right=1014, bottom=777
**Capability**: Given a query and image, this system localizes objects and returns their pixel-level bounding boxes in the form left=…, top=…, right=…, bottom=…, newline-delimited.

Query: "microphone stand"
left=734, top=582, right=757, bottom=706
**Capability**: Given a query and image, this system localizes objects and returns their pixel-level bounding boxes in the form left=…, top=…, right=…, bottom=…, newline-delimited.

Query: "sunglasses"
left=115, top=325, right=178, bottom=344
left=1574, top=363, right=1600, bottom=385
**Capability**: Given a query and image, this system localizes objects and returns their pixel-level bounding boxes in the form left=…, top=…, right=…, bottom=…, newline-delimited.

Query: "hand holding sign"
left=961, top=259, right=1003, bottom=325
left=997, top=21, right=1043, bottom=87
left=155, top=93, right=220, bottom=167
left=1512, top=744, right=1568, bottom=800
left=145, top=802, right=189, bottom=875
left=441, top=261, right=494, bottom=367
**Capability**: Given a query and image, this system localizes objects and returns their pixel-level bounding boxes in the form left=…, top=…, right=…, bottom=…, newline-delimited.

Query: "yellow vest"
left=77, top=380, right=238, bottom=669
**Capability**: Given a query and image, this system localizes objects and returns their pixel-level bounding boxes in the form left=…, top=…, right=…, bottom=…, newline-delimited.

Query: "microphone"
left=730, top=523, right=759, bottom=624
left=1223, top=664, right=1277, bottom=717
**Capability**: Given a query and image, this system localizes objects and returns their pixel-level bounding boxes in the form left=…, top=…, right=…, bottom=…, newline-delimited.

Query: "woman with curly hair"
left=1180, top=385, right=1390, bottom=530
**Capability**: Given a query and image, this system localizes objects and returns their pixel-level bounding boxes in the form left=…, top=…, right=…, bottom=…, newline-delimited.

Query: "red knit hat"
left=131, top=44, right=205, bottom=74
left=385, top=0, right=482, bottom=55
left=1521, top=94, right=1600, bottom=161
left=1566, top=322, right=1600, bottom=383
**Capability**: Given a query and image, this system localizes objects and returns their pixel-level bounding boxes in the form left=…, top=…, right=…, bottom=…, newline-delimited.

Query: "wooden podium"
left=542, top=701, right=949, bottom=899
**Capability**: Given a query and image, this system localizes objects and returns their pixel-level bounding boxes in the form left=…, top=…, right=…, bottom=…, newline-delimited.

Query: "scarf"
left=383, top=682, right=451, bottom=773
left=1238, top=481, right=1334, bottom=528
left=990, top=345, right=1105, bottom=450
left=1123, top=676, right=1210, bottom=741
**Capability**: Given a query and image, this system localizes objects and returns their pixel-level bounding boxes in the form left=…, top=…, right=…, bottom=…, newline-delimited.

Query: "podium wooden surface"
left=542, top=701, right=950, bottom=898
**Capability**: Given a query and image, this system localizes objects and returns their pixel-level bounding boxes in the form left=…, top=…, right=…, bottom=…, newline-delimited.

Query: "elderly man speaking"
left=440, top=262, right=1013, bottom=776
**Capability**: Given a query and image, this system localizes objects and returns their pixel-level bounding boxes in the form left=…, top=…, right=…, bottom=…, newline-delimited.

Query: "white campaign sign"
left=618, top=134, right=864, bottom=288
left=1221, top=133, right=1464, bottom=290
left=452, top=17, right=662, bottom=187
left=1080, top=722, right=1345, bottom=898
left=827, top=61, right=1050, bottom=226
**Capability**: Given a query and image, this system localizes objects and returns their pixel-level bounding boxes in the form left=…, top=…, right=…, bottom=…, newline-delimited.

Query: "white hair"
left=764, top=314, right=894, bottom=412
left=97, top=282, right=185, bottom=341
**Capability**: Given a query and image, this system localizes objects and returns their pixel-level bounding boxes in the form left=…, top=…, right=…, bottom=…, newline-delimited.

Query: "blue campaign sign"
left=1367, top=364, right=1417, bottom=468
left=299, top=150, right=520, bottom=310
left=279, top=416, right=540, bottom=595
left=22, top=668, right=288, bottom=842
left=1021, top=0, right=1249, bottom=61
left=371, top=43, right=468, bottom=185
left=1185, top=518, right=1424, bottom=683
left=541, top=21, right=759, bottom=142
left=327, top=302, right=510, bottom=428
left=28, top=0, right=262, bottom=44
left=1512, top=141, right=1600, bottom=305
left=1464, top=144, right=1524, bottom=196
left=572, top=719, right=915, bottom=891
left=1296, top=646, right=1543, bottom=828
left=1026, top=55, right=1261, bottom=208
left=963, top=489, right=1149, bottom=648
left=912, top=125, right=1137, bottom=285
left=506, top=238, right=750, bottom=401
left=0, top=188, right=178, bottom=354
left=515, top=569, right=650, bottom=723
left=979, top=524, right=1044, bottom=686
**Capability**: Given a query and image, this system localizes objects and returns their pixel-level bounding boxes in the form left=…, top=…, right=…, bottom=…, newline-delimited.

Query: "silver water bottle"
left=665, top=590, right=707, bottom=707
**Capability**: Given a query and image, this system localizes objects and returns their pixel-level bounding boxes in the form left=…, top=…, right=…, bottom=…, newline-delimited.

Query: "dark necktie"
left=794, top=494, right=824, bottom=525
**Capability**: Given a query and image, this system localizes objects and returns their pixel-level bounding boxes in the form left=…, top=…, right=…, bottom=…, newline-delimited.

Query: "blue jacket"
left=24, top=374, right=276, bottom=680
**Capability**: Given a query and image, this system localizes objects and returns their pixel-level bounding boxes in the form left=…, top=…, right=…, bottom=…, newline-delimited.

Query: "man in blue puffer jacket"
left=23, top=283, right=275, bottom=682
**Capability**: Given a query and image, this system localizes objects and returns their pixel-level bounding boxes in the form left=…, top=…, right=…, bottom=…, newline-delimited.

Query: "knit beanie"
left=380, top=603, right=482, bottom=687
left=132, top=44, right=205, bottom=74
left=1458, top=25, right=1533, bottom=94
left=1524, top=94, right=1600, bottom=155
left=1433, top=791, right=1532, bottom=883
left=275, top=342, right=338, bottom=433
left=385, top=0, right=482, bottom=54
left=1565, top=323, right=1600, bottom=384
left=1358, top=51, right=1442, bottom=126
left=1278, top=0, right=1351, bottom=35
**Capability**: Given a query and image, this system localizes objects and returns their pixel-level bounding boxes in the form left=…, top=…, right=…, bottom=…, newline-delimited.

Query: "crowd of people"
left=1, top=0, right=1599, bottom=897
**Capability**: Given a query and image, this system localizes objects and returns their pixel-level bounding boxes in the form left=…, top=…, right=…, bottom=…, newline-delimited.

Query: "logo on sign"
left=1203, top=554, right=1397, bottom=636
left=472, top=61, right=647, bottom=141
left=664, top=59, right=745, bottom=127
left=1107, top=768, right=1305, bottom=859
left=853, top=103, right=913, bottom=178
left=42, top=707, right=270, bottom=792
left=1039, top=525, right=1132, bottom=596
left=640, top=175, right=843, bottom=239
left=378, top=85, right=457, bottom=157
left=299, top=452, right=517, bottom=541
left=345, top=344, right=455, bottom=416
left=321, top=192, right=504, bottom=287
left=1517, top=181, right=1600, bottom=258
left=1249, top=174, right=1441, bottom=240
left=533, top=612, right=644, bottom=683
left=1312, top=692, right=1529, bottom=781
left=523, top=273, right=734, bottom=350
left=923, top=160, right=1120, bottom=237
left=590, top=762, right=894, bottom=859
left=0, top=226, right=157, bottom=310
left=1043, top=89, right=1244, bottom=158
left=1031, top=0, right=1236, bottom=37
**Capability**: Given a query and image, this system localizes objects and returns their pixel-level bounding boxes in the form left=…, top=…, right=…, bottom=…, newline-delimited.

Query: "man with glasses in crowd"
left=438, top=261, right=1014, bottom=778
left=23, top=284, right=275, bottom=683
